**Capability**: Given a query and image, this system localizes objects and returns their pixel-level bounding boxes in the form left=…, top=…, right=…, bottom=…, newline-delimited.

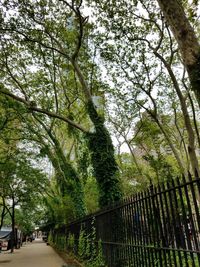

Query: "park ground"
left=0, top=238, right=80, bottom=267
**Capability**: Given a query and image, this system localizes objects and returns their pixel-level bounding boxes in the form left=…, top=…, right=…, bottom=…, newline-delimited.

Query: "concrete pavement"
left=0, top=238, right=70, bottom=267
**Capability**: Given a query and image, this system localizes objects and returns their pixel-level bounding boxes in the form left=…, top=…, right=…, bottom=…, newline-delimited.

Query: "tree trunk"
left=157, top=0, right=200, bottom=108
left=154, top=51, right=200, bottom=176
left=32, top=121, right=86, bottom=218
left=51, top=137, right=86, bottom=217
left=0, top=198, right=6, bottom=229
left=10, top=198, right=15, bottom=253
left=188, top=93, right=200, bottom=148
left=175, top=94, right=199, bottom=176
left=173, top=107, right=190, bottom=170
left=86, top=101, right=123, bottom=208
left=44, top=143, right=86, bottom=218
left=73, top=61, right=123, bottom=207
left=153, top=115, right=187, bottom=176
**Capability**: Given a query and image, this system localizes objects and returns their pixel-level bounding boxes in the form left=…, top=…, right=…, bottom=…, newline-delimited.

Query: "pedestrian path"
left=0, top=238, right=68, bottom=267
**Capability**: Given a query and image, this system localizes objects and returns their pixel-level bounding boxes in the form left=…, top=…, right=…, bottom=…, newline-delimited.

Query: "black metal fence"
left=54, top=174, right=200, bottom=266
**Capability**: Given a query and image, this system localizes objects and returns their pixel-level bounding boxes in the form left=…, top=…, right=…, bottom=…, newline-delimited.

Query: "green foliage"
left=55, top=234, right=67, bottom=251
left=118, top=153, right=150, bottom=195
left=91, top=240, right=106, bottom=267
left=76, top=134, right=92, bottom=183
left=31, top=121, right=86, bottom=221
left=0, top=149, right=48, bottom=209
left=143, top=154, right=178, bottom=183
left=84, top=176, right=99, bottom=213
left=42, top=180, right=77, bottom=228
left=49, top=138, right=86, bottom=218
left=85, top=234, right=92, bottom=260
left=1, top=1, right=199, bottom=247
left=78, top=229, right=87, bottom=259
left=86, top=101, right=123, bottom=208
left=90, top=0, right=200, bottom=177
left=48, top=231, right=53, bottom=245
left=133, top=115, right=183, bottom=182
left=67, top=233, right=75, bottom=251
left=1, top=0, right=123, bottom=213
left=77, top=218, right=106, bottom=266
left=15, top=203, right=45, bottom=235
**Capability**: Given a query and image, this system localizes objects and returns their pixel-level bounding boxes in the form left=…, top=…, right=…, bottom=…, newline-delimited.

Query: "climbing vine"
left=78, top=218, right=107, bottom=267
left=85, top=100, right=123, bottom=207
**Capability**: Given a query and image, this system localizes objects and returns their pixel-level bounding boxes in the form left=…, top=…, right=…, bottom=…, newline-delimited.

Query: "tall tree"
left=0, top=150, right=48, bottom=252
left=0, top=0, right=123, bottom=207
left=90, top=0, right=200, bottom=176
left=25, top=114, right=86, bottom=217
left=156, top=0, right=200, bottom=107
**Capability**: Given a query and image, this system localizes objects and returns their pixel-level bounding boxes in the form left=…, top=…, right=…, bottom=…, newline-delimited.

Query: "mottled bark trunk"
left=0, top=198, right=6, bottom=229
left=154, top=50, right=200, bottom=177
left=188, top=93, right=200, bottom=148
left=10, top=199, right=15, bottom=253
left=175, top=91, right=199, bottom=176
left=157, top=0, right=200, bottom=107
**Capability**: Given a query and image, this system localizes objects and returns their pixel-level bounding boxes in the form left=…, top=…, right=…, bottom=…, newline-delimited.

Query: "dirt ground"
left=0, top=238, right=80, bottom=267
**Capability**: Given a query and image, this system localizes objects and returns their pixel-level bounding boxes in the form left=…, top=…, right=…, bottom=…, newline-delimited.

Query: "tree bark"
left=154, top=51, right=200, bottom=177
left=157, top=0, right=200, bottom=108
left=188, top=93, right=200, bottom=148
left=10, top=197, right=15, bottom=253
left=0, top=198, right=6, bottom=229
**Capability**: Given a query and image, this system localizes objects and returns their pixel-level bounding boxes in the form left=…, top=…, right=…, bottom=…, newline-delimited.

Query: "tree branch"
left=0, top=85, right=89, bottom=133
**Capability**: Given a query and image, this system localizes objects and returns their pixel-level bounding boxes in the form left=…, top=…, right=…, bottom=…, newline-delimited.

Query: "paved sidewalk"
left=0, top=238, right=68, bottom=267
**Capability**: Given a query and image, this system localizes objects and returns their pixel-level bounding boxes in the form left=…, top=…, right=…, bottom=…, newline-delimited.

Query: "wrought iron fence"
left=53, top=174, right=200, bottom=266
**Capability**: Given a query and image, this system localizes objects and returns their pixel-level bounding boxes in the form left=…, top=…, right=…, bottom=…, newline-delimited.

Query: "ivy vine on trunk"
left=86, top=101, right=122, bottom=208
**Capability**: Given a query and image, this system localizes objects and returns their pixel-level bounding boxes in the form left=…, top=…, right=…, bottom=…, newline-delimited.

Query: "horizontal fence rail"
left=52, top=174, right=200, bottom=266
